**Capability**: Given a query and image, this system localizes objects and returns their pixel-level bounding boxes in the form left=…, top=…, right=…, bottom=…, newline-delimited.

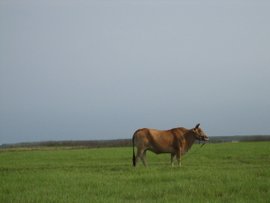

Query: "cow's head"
left=192, top=123, right=209, bottom=141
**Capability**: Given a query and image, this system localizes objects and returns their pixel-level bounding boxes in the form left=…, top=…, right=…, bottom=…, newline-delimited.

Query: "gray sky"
left=1, top=0, right=270, bottom=144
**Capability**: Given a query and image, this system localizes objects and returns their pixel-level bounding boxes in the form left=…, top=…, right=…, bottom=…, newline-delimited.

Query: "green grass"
left=0, top=142, right=270, bottom=202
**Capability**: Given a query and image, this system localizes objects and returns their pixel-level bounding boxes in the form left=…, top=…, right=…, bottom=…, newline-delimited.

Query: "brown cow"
left=132, top=123, right=208, bottom=167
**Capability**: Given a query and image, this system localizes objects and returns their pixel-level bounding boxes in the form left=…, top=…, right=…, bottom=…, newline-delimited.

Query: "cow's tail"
left=132, top=131, right=138, bottom=167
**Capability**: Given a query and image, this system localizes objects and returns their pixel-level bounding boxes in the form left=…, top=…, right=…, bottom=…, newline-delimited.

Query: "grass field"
left=0, top=142, right=269, bottom=203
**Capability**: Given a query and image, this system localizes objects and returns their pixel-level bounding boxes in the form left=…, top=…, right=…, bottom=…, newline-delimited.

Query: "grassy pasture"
left=0, top=142, right=269, bottom=203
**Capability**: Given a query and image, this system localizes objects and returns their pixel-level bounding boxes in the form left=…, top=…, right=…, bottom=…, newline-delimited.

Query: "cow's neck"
left=182, top=130, right=196, bottom=152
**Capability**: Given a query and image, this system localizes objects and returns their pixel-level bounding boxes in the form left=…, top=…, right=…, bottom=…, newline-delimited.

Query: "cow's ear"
left=195, top=123, right=200, bottom=129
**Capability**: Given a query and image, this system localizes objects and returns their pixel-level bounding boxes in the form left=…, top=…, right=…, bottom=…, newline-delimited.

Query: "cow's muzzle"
left=204, top=137, right=209, bottom=141
left=201, top=136, right=209, bottom=141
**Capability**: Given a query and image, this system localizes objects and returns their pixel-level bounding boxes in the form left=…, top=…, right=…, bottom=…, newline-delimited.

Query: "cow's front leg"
left=176, top=150, right=181, bottom=167
left=171, top=153, right=175, bottom=167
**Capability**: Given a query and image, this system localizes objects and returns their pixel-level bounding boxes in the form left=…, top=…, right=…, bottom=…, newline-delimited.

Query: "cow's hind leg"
left=135, top=149, right=141, bottom=166
left=135, top=148, right=147, bottom=167
left=141, top=150, right=147, bottom=167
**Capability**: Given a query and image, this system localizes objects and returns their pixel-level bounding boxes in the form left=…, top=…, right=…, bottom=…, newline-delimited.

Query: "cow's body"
left=132, top=124, right=208, bottom=167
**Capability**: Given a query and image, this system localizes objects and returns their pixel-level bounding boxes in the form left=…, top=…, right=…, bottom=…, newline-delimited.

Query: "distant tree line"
left=1, top=135, right=270, bottom=149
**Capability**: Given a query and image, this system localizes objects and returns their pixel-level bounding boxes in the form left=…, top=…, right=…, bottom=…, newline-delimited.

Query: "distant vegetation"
left=209, top=135, right=270, bottom=143
left=1, top=135, right=270, bottom=149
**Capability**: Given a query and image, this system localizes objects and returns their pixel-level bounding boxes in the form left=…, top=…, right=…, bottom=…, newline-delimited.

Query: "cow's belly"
left=148, top=145, right=175, bottom=154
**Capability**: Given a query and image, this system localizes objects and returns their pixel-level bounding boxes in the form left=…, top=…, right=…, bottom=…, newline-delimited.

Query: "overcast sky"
left=1, top=0, right=270, bottom=144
